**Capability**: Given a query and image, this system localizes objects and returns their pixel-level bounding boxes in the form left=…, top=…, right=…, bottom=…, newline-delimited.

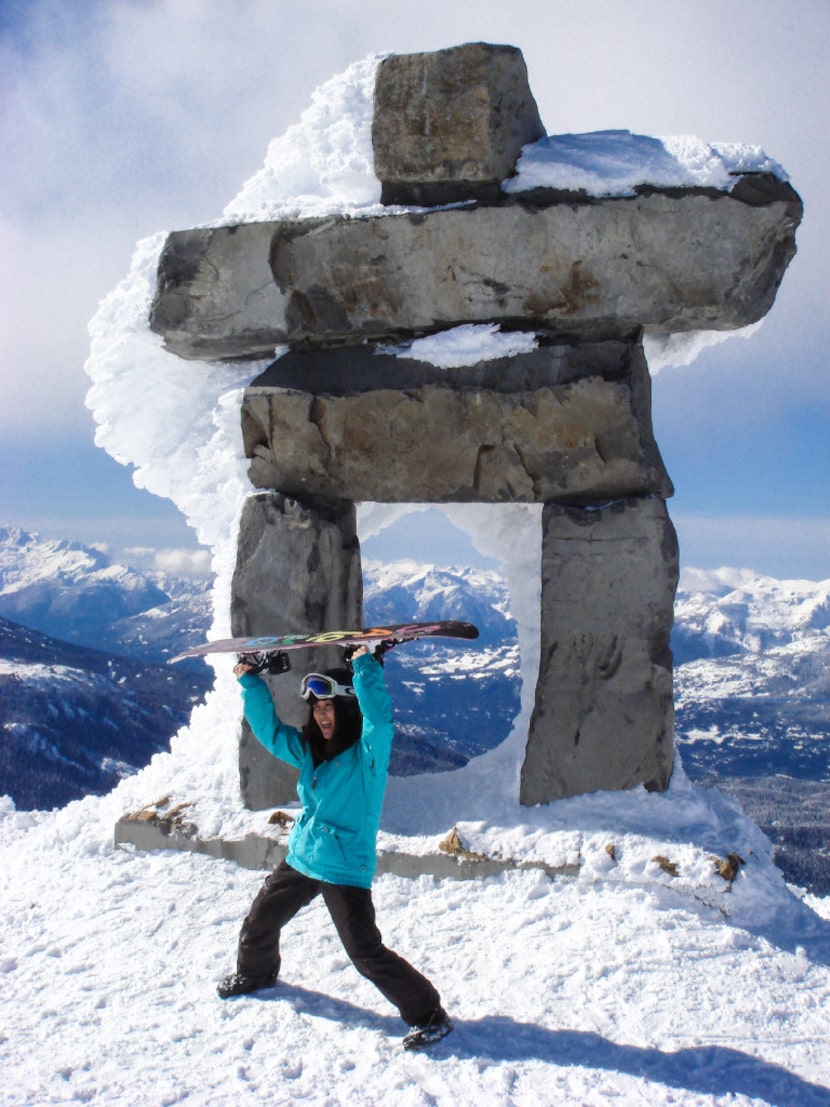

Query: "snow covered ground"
left=3, top=763, right=830, bottom=1106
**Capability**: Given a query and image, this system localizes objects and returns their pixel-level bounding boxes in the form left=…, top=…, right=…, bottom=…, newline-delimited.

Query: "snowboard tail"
left=169, top=620, right=479, bottom=664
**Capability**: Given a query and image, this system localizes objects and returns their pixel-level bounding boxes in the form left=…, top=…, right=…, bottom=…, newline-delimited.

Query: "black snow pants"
left=235, top=860, right=441, bottom=1026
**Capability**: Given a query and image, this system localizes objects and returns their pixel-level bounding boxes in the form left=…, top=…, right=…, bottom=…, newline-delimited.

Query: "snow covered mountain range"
left=0, top=527, right=214, bottom=808
left=0, top=526, right=212, bottom=662
left=0, top=616, right=211, bottom=809
left=673, top=576, right=830, bottom=893
left=1, top=525, right=828, bottom=890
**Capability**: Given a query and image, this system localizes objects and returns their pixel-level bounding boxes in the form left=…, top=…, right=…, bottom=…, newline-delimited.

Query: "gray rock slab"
left=241, top=340, right=673, bottom=505
left=372, top=42, right=546, bottom=205
left=232, top=492, right=363, bottom=808
left=149, top=223, right=288, bottom=360
left=520, top=497, right=678, bottom=805
left=113, top=815, right=580, bottom=881
left=271, top=179, right=801, bottom=345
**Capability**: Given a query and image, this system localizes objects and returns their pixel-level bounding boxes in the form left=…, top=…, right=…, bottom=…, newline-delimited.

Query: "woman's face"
left=312, top=699, right=337, bottom=740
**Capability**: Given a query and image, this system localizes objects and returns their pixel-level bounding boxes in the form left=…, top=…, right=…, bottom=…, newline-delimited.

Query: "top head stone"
left=372, top=42, right=546, bottom=206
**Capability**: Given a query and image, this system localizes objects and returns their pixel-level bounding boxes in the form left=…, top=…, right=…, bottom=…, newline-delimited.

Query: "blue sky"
left=1, top=0, right=828, bottom=579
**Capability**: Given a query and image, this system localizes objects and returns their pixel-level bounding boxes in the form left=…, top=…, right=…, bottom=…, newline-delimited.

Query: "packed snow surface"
left=1, top=52, right=817, bottom=1105
left=4, top=764, right=830, bottom=1106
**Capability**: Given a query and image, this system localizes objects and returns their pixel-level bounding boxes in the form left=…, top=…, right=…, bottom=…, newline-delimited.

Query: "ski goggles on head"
left=299, top=673, right=355, bottom=702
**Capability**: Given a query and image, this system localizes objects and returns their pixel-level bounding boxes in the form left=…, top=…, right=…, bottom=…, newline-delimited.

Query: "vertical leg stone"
left=231, top=492, right=363, bottom=809
left=520, top=497, right=678, bottom=805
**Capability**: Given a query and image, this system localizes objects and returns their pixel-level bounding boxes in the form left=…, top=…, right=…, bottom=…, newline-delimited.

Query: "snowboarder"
left=218, top=646, right=453, bottom=1051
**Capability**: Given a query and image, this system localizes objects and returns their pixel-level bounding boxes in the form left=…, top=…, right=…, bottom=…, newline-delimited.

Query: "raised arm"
left=235, top=665, right=305, bottom=768
left=350, top=650, right=394, bottom=768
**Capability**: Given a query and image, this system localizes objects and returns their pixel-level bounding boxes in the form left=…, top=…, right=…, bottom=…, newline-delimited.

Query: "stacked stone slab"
left=241, top=340, right=671, bottom=505
left=149, top=43, right=802, bottom=808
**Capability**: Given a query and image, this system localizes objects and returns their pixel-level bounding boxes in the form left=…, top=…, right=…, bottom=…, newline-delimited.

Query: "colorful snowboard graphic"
left=169, top=620, right=479, bottom=664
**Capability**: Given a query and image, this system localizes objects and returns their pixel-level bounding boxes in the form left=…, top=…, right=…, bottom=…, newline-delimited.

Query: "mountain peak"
left=0, top=525, right=112, bottom=591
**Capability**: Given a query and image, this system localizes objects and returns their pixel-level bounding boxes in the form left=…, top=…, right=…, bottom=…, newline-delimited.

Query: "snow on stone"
left=379, top=323, right=539, bottom=368
left=502, top=129, right=788, bottom=197
left=223, top=55, right=384, bottom=222
left=642, top=320, right=764, bottom=375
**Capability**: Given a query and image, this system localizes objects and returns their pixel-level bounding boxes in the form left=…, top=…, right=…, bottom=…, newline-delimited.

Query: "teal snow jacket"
left=237, top=652, right=394, bottom=889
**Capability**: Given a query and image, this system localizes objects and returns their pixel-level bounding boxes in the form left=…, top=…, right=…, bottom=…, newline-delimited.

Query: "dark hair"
left=301, top=668, right=363, bottom=764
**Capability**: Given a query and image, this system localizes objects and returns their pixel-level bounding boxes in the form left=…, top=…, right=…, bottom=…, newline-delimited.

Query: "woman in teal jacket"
left=217, top=647, right=453, bottom=1050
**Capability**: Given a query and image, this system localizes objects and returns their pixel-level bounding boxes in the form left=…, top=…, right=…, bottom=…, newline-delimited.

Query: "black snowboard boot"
left=216, top=971, right=277, bottom=999
left=402, top=1006, right=454, bottom=1050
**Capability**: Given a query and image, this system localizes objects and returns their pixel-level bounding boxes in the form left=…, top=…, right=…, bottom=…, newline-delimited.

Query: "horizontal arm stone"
left=148, top=178, right=800, bottom=361
left=271, top=181, right=802, bottom=346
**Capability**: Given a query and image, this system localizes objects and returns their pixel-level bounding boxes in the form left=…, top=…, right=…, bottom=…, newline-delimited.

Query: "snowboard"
left=169, top=620, right=479, bottom=665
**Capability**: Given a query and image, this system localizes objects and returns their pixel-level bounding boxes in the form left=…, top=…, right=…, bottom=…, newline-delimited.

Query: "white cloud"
left=124, top=545, right=212, bottom=579
left=672, top=515, right=830, bottom=584
left=677, top=565, right=760, bottom=594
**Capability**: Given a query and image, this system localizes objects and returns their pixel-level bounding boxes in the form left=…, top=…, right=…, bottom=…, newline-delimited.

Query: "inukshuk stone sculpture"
left=150, top=43, right=802, bottom=809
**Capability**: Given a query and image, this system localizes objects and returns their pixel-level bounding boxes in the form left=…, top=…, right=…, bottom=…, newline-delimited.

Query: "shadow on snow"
left=247, top=985, right=830, bottom=1105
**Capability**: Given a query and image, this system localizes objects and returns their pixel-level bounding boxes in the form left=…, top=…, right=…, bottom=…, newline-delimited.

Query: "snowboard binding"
left=239, top=640, right=396, bottom=678
left=240, top=651, right=292, bottom=676
left=343, top=639, right=397, bottom=668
